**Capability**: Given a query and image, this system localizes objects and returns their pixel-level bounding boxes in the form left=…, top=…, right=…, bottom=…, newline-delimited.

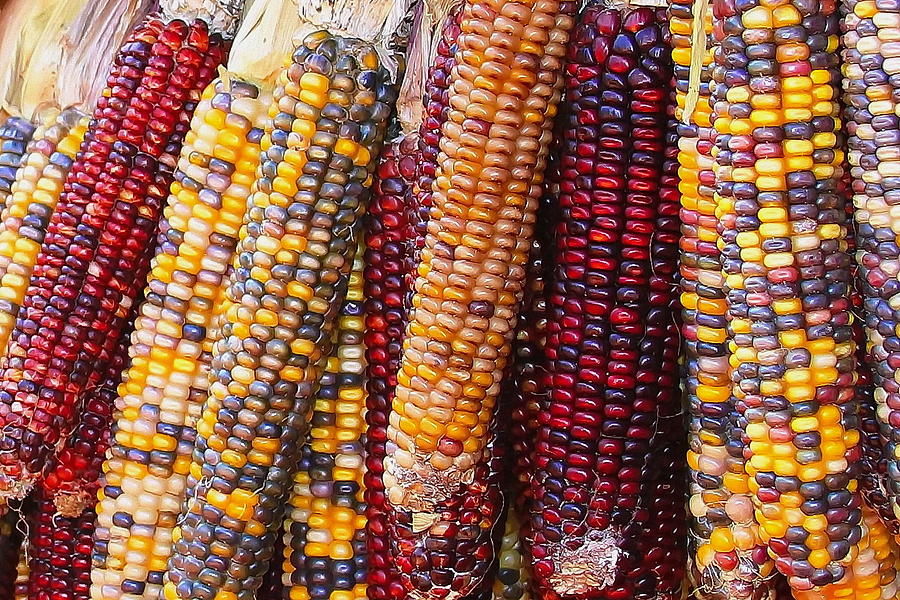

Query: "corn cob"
left=385, top=0, right=577, bottom=514
left=0, top=109, right=88, bottom=356
left=842, top=0, right=900, bottom=524
left=25, top=491, right=95, bottom=600
left=712, top=0, right=863, bottom=588
left=791, top=506, right=900, bottom=600
left=0, top=117, right=36, bottom=206
left=528, top=5, right=679, bottom=597
left=492, top=508, right=530, bottom=600
left=672, top=0, right=782, bottom=596
left=0, top=14, right=226, bottom=500
left=42, top=323, right=132, bottom=517
left=859, top=363, right=900, bottom=536
left=363, top=137, right=416, bottom=600
left=282, top=247, right=367, bottom=600
left=164, top=18, right=397, bottom=598
left=91, top=77, right=269, bottom=600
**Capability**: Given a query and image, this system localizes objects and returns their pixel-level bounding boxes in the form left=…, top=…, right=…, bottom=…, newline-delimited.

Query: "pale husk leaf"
left=226, top=0, right=303, bottom=90
left=56, top=0, right=156, bottom=112
left=395, top=0, right=460, bottom=133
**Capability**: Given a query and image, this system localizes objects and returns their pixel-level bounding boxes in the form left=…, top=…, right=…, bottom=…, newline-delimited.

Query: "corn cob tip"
left=294, top=0, right=415, bottom=79
left=51, top=490, right=93, bottom=519
left=160, top=0, right=244, bottom=36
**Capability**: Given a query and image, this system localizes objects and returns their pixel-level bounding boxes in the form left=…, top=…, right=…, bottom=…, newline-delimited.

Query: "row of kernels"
left=0, top=117, right=36, bottom=205
left=283, top=247, right=367, bottom=600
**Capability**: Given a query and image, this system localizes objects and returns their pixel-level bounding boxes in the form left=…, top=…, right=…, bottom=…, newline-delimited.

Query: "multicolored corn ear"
left=672, top=0, right=780, bottom=596
left=15, top=538, right=29, bottom=600
left=492, top=508, right=531, bottom=600
left=843, top=0, right=900, bottom=523
left=528, top=5, right=681, bottom=598
left=0, top=15, right=226, bottom=500
left=384, top=0, right=577, bottom=514
left=712, top=0, right=864, bottom=589
left=25, top=491, right=95, bottom=600
left=0, top=109, right=88, bottom=355
left=282, top=246, right=367, bottom=600
left=164, top=29, right=395, bottom=600
left=0, top=117, right=36, bottom=205
left=363, top=137, right=416, bottom=600
left=42, top=325, right=132, bottom=517
left=791, top=506, right=900, bottom=600
left=92, top=78, right=269, bottom=600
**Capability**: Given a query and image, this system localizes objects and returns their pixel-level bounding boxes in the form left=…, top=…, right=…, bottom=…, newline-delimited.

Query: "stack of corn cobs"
left=3, top=0, right=900, bottom=597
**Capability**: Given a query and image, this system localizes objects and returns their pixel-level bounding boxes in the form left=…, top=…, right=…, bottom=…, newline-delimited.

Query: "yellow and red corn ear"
left=283, top=247, right=367, bottom=600
left=712, top=0, right=862, bottom=590
left=41, top=321, right=133, bottom=517
left=164, top=31, right=395, bottom=600
left=0, top=110, right=88, bottom=355
left=363, top=136, right=417, bottom=600
left=527, top=5, right=682, bottom=598
left=671, top=0, right=780, bottom=596
left=792, top=506, right=900, bottom=600
left=24, top=491, right=94, bottom=600
left=843, top=0, right=900, bottom=528
left=91, top=78, right=268, bottom=600
left=0, top=117, right=37, bottom=205
left=384, top=0, right=577, bottom=516
left=0, top=16, right=226, bottom=500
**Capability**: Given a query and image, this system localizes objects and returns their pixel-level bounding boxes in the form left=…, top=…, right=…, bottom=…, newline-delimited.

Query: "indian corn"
left=0, top=117, right=36, bottom=205
left=282, top=247, right=367, bottom=600
left=0, top=109, right=88, bottom=355
left=712, top=0, right=862, bottom=588
left=363, top=138, right=416, bottom=600
left=164, top=27, right=395, bottom=600
left=0, top=14, right=225, bottom=499
left=528, top=5, right=681, bottom=597
left=91, top=78, right=269, bottom=600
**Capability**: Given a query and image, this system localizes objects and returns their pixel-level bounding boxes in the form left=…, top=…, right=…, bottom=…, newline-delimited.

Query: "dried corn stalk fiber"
left=712, top=0, right=867, bottom=591
left=363, top=137, right=417, bottom=600
left=0, top=109, right=87, bottom=356
left=163, top=0, right=403, bottom=596
left=527, top=4, right=681, bottom=598
left=25, top=490, right=96, bottom=600
left=282, top=246, right=367, bottom=600
left=0, top=0, right=233, bottom=501
left=843, top=0, right=900, bottom=526
left=91, top=4, right=291, bottom=598
left=671, top=0, right=779, bottom=597
left=383, top=0, right=577, bottom=515
left=55, top=0, right=156, bottom=112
